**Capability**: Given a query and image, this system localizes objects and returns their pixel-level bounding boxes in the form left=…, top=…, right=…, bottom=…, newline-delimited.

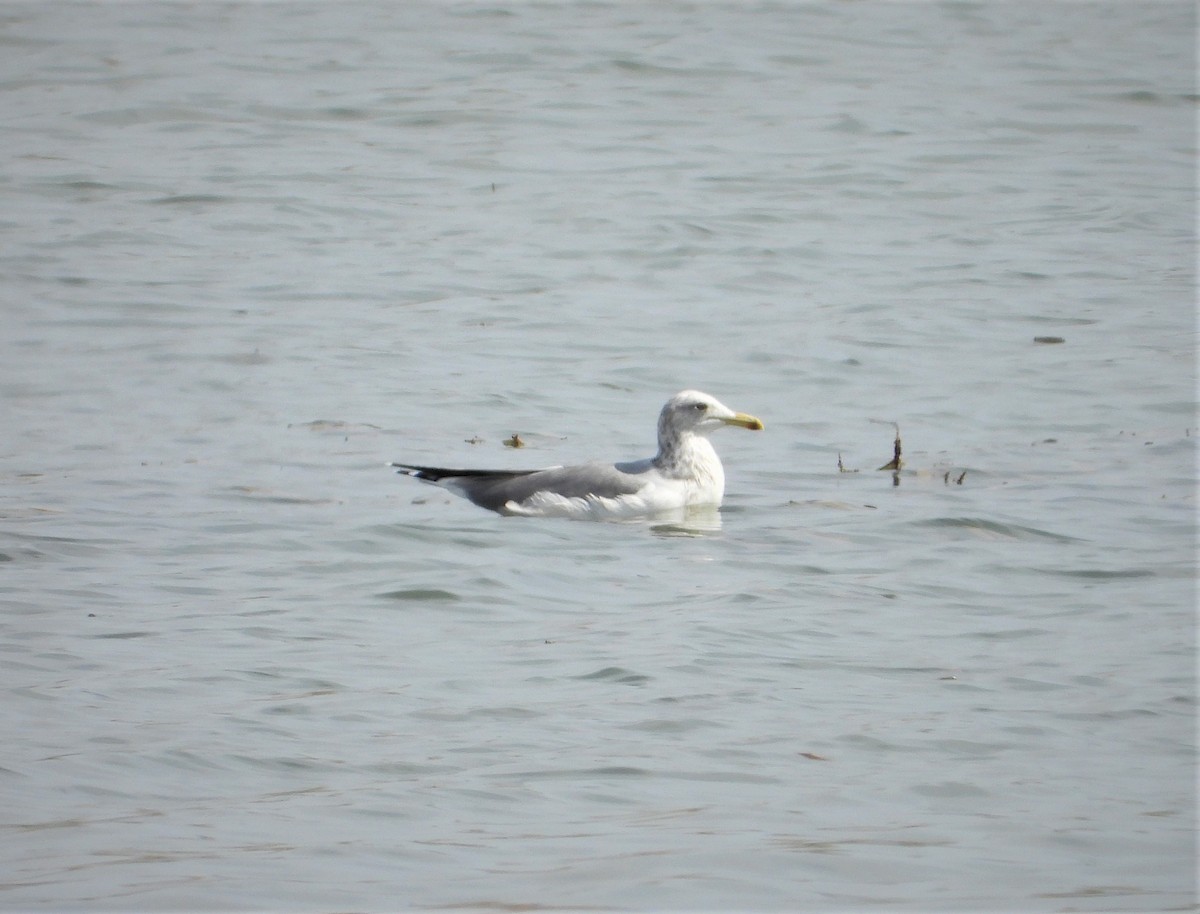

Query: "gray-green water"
left=2, top=2, right=1195, bottom=910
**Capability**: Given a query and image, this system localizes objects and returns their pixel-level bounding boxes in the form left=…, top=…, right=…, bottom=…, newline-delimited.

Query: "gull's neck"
left=653, top=425, right=724, bottom=490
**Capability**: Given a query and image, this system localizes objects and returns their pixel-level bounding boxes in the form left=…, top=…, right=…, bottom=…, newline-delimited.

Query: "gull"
left=391, top=390, right=763, bottom=519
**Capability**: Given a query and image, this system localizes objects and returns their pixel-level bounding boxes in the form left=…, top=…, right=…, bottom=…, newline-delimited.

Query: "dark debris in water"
left=876, top=423, right=903, bottom=472
left=834, top=423, right=968, bottom=488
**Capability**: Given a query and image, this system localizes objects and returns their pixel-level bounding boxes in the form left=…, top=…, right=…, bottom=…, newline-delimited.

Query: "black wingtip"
left=390, top=463, right=429, bottom=479
left=390, top=463, right=471, bottom=482
left=390, top=464, right=541, bottom=483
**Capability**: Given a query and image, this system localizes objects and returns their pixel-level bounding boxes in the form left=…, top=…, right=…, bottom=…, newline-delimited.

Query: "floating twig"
left=877, top=423, right=902, bottom=471
left=842, top=422, right=968, bottom=488
left=503, top=433, right=525, bottom=448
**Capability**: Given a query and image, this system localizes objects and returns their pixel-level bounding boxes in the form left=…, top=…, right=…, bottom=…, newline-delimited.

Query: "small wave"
left=378, top=587, right=460, bottom=602
left=574, top=666, right=651, bottom=686
left=147, top=194, right=230, bottom=205
left=915, top=516, right=1079, bottom=542
left=1035, top=567, right=1155, bottom=580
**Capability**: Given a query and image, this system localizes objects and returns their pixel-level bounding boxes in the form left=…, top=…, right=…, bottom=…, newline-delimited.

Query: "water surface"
left=1, top=2, right=1195, bottom=911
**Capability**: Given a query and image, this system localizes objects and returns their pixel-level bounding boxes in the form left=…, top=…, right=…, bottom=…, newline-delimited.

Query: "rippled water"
left=1, top=2, right=1195, bottom=911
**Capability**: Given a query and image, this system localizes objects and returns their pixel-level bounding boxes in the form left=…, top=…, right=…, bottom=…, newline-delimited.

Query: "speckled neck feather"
left=653, top=410, right=724, bottom=490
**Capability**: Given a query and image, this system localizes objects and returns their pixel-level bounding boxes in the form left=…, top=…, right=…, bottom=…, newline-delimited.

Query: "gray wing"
left=392, top=461, right=649, bottom=513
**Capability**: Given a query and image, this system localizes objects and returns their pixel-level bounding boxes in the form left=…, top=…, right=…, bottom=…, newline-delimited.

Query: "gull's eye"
left=692, top=402, right=708, bottom=412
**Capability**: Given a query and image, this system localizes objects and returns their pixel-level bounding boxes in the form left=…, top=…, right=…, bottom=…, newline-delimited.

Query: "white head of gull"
left=391, top=390, right=763, bottom=520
